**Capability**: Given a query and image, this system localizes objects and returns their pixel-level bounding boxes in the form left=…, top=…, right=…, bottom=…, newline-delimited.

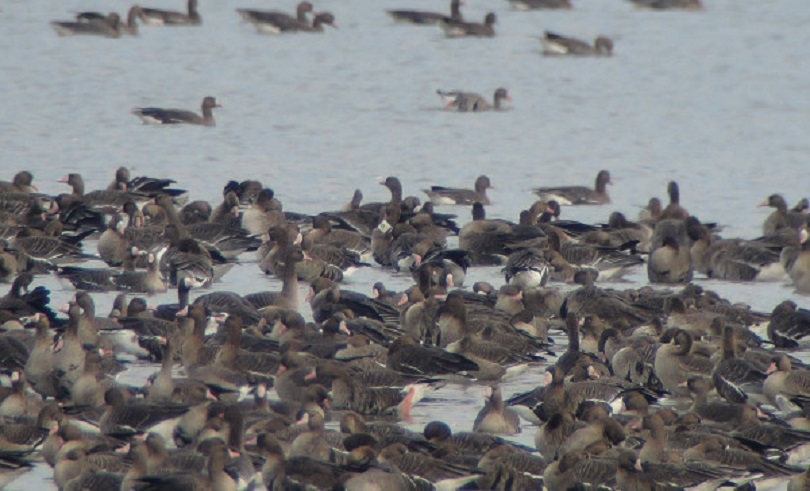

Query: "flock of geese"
left=1, top=165, right=810, bottom=491
left=46, top=0, right=709, bottom=120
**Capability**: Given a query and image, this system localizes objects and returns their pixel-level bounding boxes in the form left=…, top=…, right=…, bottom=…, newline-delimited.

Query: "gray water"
left=2, top=0, right=809, bottom=489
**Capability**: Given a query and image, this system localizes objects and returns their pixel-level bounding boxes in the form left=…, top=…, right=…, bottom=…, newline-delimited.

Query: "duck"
left=473, top=386, right=521, bottom=435
left=423, top=175, right=492, bottom=206
left=138, top=0, right=202, bottom=25
left=437, top=87, right=510, bottom=112
left=542, top=31, right=614, bottom=56
left=237, top=1, right=313, bottom=33
left=132, top=96, right=220, bottom=126
left=388, top=0, right=464, bottom=25
left=440, top=12, right=496, bottom=37
left=533, top=170, right=611, bottom=206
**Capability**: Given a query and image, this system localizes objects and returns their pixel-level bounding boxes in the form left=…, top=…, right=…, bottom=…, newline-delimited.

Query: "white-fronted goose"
left=133, top=96, right=220, bottom=126
left=134, top=442, right=236, bottom=491
left=712, top=325, right=767, bottom=404
left=648, top=219, right=693, bottom=283
left=386, top=335, right=479, bottom=376
left=75, top=7, right=141, bottom=35
left=660, top=181, right=689, bottom=220
left=139, top=0, right=201, bottom=25
left=767, top=300, right=810, bottom=348
left=653, top=328, right=712, bottom=394
left=760, top=194, right=809, bottom=236
left=51, top=13, right=122, bottom=37
left=328, top=366, right=424, bottom=417
left=23, top=316, right=57, bottom=399
left=682, top=377, right=752, bottom=429
left=687, top=216, right=783, bottom=282
left=543, top=449, right=616, bottom=490
left=781, top=229, right=810, bottom=293
left=509, top=0, right=572, bottom=9
left=764, top=354, right=810, bottom=404
left=299, top=12, right=337, bottom=32
left=729, top=404, right=810, bottom=466
left=237, top=1, right=313, bottom=33
left=99, top=387, right=189, bottom=438
left=473, top=386, right=521, bottom=435
left=684, top=436, right=801, bottom=484
left=502, top=248, right=550, bottom=288
left=388, top=0, right=463, bottom=24
left=628, top=0, right=703, bottom=9
left=440, top=12, right=496, bottom=37
left=377, top=442, right=480, bottom=485
left=0, top=171, right=38, bottom=193
left=534, top=411, right=582, bottom=460
left=437, top=87, right=509, bottom=112
left=542, top=31, right=613, bottom=56
left=533, top=170, right=611, bottom=206
left=423, top=175, right=492, bottom=206
left=557, top=405, right=625, bottom=456
left=242, top=188, right=283, bottom=235
left=546, top=226, right=643, bottom=280
left=306, top=214, right=370, bottom=257
left=53, top=303, right=86, bottom=399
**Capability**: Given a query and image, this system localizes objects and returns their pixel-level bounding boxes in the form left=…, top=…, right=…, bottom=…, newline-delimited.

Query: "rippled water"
left=2, top=0, right=810, bottom=489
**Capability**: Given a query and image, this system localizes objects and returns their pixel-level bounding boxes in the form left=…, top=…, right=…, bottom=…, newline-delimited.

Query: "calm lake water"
left=2, top=0, right=809, bottom=488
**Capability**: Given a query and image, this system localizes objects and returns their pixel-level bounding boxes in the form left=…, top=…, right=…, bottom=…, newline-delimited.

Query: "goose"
left=439, top=12, right=496, bottom=37
left=423, top=175, right=492, bottom=206
left=648, top=219, right=693, bottom=283
left=542, top=31, right=614, bottom=56
left=533, top=170, right=611, bottom=206
left=237, top=1, right=313, bottom=33
left=764, top=354, right=810, bottom=404
left=780, top=228, right=810, bottom=293
left=299, top=12, right=337, bottom=32
left=712, top=324, right=767, bottom=403
left=133, top=96, right=220, bottom=126
left=473, top=386, right=521, bottom=435
left=628, top=0, right=703, bottom=9
left=0, top=171, right=38, bottom=193
left=51, top=12, right=122, bottom=37
left=138, top=0, right=202, bottom=25
left=653, top=328, right=712, bottom=394
left=388, top=0, right=464, bottom=24
left=509, top=0, right=572, bottom=9
left=660, top=181, right=689, bottom=220
left=767, top=300, right=810, bottom=348
left=437, top=88, right=510, bottom=112
left=99, top=387, right=190, bottom=438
